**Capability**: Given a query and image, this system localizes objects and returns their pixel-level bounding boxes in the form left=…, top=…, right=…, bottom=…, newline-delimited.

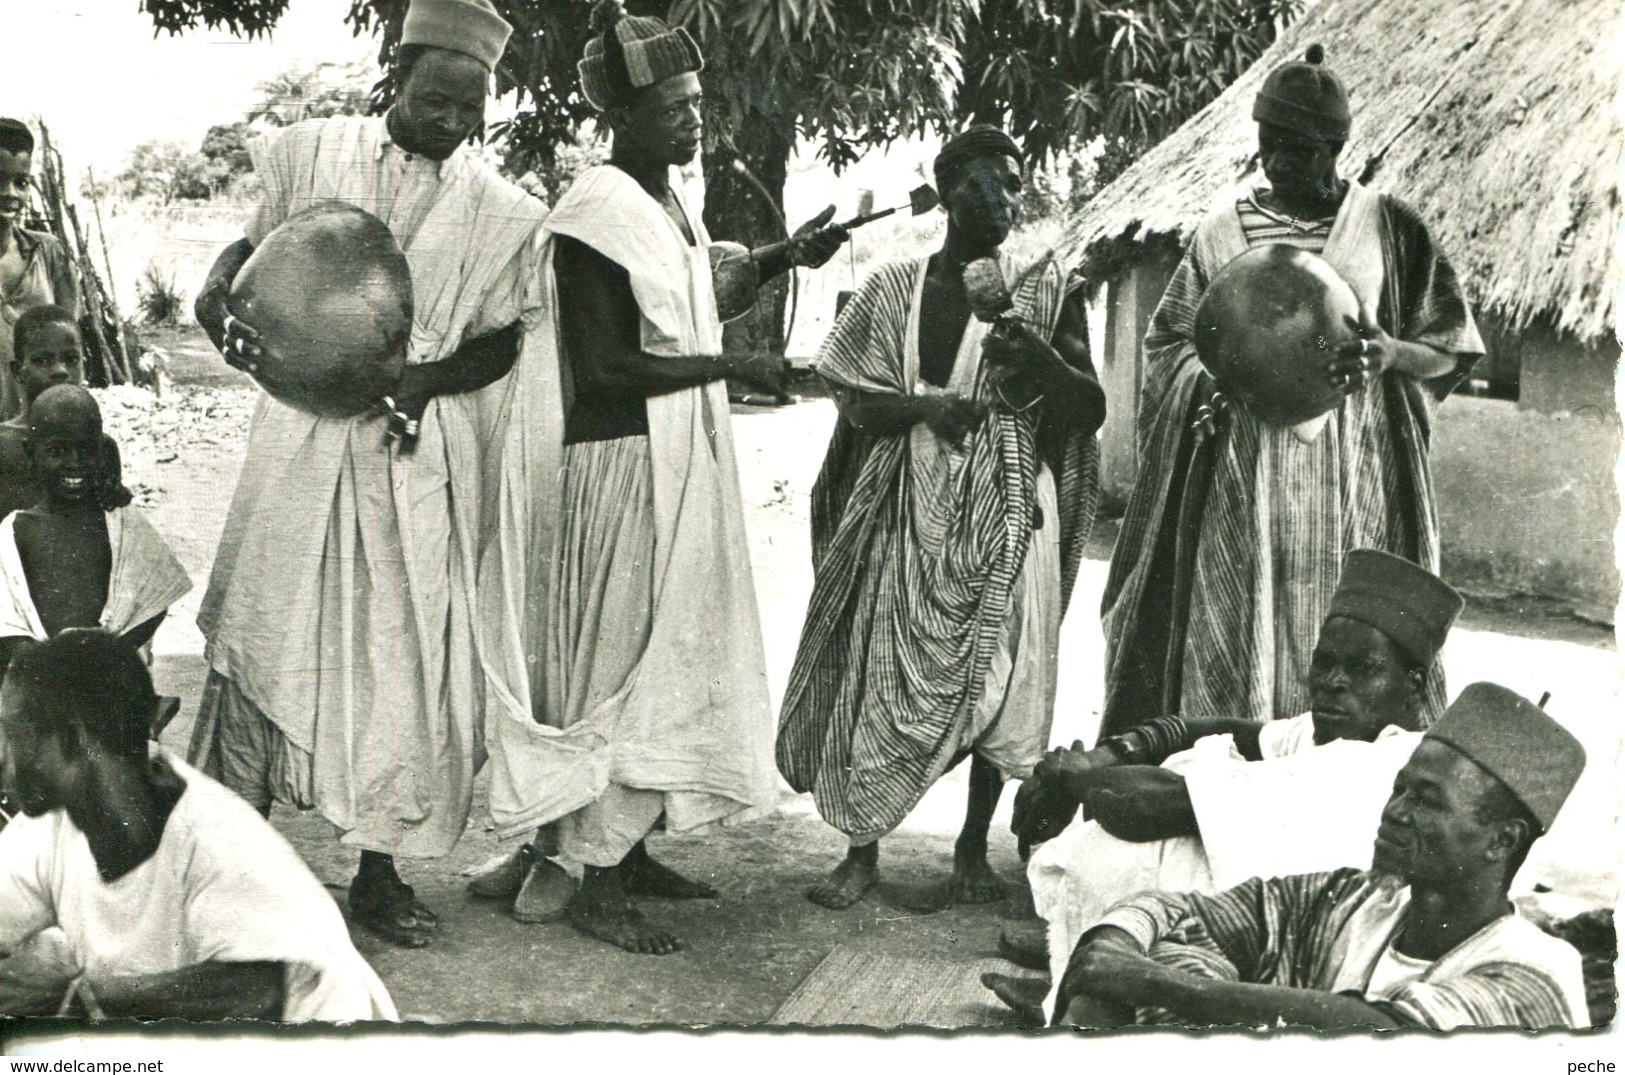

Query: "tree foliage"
left=249, top=63, right=374, bottom=127
left=960, top=0, right=1302, bottom=162
left=146, top=0, right=1301, bottom=349
left=118, top=140, right=214, bottom=203
left=148, top=0, right=1297, bottom=172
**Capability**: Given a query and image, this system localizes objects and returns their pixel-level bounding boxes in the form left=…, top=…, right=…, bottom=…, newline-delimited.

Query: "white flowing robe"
left=477, top=164, right=777, bottom=840
left=191, top=116, right=548, bottom=857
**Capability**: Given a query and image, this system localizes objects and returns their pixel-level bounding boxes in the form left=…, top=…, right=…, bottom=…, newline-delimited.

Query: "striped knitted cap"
left=1253, top=44, right=1351, bottom=142
left=401, top=0, right=512, bottom=71
left=578, top=1, right=703, bottom=112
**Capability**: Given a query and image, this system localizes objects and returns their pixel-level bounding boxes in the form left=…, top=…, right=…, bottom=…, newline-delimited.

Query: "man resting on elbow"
left=0, top=631, right=395, bottom=1022
left=1056, top=683, right=1591, bottom=1031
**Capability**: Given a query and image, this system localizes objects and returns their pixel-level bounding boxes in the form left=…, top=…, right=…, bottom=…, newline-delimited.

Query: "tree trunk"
left=702, top=107, right=792, bottom=362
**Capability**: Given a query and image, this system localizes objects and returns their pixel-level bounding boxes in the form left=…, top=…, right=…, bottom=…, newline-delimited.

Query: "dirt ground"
left=105, top=326, right=1619, bottom=1027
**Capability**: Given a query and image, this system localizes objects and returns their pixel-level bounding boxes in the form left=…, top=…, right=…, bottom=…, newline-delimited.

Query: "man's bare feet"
left=806, top=843, right=879, bottom=909
left=567, top=866, right=683, bottom=955
left=946, top=838, right=1005, bottom=904
left=621, top=841, right=718, bottom=899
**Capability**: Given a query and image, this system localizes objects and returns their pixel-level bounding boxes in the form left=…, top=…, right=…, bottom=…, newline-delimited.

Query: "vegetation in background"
left=136, top=264, right=186, bottom=326
left=142, top=0, right=1302, bottom=352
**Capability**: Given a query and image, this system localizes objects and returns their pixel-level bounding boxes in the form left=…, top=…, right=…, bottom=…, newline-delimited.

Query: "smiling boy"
left=0, top=305, right=130, bottom=521
left=0, top=386, right=188, bottom=677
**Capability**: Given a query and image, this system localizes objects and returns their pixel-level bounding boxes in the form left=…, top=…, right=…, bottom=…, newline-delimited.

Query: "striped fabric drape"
left=777, top=258, right=1098, bottom=843
left=1086, top=867, right=1588, bottom=1029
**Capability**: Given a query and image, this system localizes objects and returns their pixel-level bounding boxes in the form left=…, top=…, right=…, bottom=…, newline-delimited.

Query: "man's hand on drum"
left=380, top=366, right=433, bottom=454
left=219, top=313, right=268, bottom=377
left=1328, top=310, right=1392, bottom=394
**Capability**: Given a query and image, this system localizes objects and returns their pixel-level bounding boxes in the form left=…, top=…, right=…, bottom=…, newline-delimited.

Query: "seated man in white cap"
left=993, top=549, right=1462, bottom=1023
left=187, top=0, right=550, bottom=947
left=0, top=631, right=395, bottom=1022
left=1055, top=682, right=1590, bottom=1030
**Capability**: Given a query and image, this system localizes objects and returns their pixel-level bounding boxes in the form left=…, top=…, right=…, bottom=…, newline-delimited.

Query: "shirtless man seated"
left=0, top=305, right=129, bottom=521
left=0, top=385, right=188, bottom=679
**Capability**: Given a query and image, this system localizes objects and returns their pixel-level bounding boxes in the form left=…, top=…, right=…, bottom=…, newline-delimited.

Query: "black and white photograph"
left=0, top=0, right=1618, bottom=1064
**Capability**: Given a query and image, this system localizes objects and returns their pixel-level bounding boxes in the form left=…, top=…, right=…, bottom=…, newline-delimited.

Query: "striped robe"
left=1100, top=183, right=1483, bottom=736
left=777, top=256, right=1098, bottom=843
left=1089, top=867, right=1590, bottom=1029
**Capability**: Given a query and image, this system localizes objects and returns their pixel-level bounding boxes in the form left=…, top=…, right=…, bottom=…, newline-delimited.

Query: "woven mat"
left=770, top=945, right=1042, bottom=1029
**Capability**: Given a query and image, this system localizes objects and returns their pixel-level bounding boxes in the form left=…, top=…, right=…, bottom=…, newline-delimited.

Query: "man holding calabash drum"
left=1100, top=46, right=1484, bottom=740
left=187, top=0, right=549, bottom=948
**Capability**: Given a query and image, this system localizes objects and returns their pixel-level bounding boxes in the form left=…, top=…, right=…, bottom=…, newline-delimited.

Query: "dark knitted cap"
left=578, top=1, right=703, bottom=112
left=1327, top=549, right=1463, bottom=668
left=933, top=125, right=1022, bottom=193
left=1253, top=44, right=1351, bottom=142
left=1425, top=683, right=1586, bottom=833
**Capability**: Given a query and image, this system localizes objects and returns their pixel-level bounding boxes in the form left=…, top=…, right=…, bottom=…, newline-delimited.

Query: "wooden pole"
left=38, top=123, right=131, bottom=385
left=85, top=167, right=137, bottom=382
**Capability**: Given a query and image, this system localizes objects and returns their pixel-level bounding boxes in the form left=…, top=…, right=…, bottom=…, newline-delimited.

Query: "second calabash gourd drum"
left=1192, top=244, right=1362, bottom=427
left=227, top=202, right=412, bottom=418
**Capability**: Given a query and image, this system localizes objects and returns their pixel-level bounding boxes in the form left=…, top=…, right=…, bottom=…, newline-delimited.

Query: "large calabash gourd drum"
left=1192, top=244, right=1361, bottom=427
left=227, top=203, right=412, bottom=418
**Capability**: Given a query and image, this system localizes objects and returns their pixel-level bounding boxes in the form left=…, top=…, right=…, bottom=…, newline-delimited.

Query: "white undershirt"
left=1366, top=940, right=1433, bottom=997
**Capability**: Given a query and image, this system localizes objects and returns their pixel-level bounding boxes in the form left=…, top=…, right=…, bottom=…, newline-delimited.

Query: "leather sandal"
left=512, top=858, right=576, bottom=924
left=467, top=844, right=535, bottom=901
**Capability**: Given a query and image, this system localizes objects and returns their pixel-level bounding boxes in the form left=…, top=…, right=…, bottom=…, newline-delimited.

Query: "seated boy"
left=0, top=305, right=130, bottom=521
left=0, top=385, right=188, bottom=676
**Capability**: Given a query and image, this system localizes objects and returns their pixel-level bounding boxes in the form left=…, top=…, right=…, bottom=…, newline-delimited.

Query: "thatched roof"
left=1061, top=0, right=1622, bottom=344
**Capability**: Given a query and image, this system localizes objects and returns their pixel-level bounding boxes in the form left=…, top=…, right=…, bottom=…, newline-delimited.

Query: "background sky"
left=2, top=0, right=379, bottom=176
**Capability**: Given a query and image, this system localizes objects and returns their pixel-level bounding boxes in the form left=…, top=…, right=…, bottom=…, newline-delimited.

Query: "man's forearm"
left=586, top=352, right=757, bottom=398
left=1077, top=767, right=1199, bottom=841
left=1145, top=971, right=1398, bottom=1030
left=1036, top=366, right=1106, bottom=434
left=195, top=239, right=256, bottom=349
left=87, top=960, right=285, bottom=1021
left=748, top=241, right=796, bottom=284
left=838, top=392, right=932, bottom=435
left=407, top=322, right=522, bottom=399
